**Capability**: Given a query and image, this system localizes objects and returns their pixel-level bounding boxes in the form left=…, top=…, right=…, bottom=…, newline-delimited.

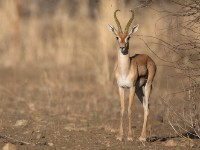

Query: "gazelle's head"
left=108, top=10, right=139, bottom=54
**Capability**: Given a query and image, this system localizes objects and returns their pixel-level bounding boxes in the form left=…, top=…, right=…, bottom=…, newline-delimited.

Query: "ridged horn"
left=114, top=10, right=122, bottom=33
left=124, top=10, right=134, bottom=33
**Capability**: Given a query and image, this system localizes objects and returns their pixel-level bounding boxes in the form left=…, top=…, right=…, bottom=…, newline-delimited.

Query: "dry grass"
left=0, top=0, right=171, bottom=84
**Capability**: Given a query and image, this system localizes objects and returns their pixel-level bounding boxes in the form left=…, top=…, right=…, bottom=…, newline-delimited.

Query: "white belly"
left=117, top=76, right=133, bottom=88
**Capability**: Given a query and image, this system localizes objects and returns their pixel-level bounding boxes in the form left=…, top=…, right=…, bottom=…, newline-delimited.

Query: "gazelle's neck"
left=117, top=48, right=130, bottom=77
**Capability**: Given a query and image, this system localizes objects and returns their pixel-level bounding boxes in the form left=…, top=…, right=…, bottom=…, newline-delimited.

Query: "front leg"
left=116, top=87, right=125, bottom=141
left=127, top=86, right=135, bottom=141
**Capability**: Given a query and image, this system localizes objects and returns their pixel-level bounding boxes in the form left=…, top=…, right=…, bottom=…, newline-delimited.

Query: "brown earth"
left=0, top=66, right=199, bottom=150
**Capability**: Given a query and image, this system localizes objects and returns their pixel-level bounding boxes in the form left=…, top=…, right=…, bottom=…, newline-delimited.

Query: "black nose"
left=120, top=47, right=125, bottom=51
left=120, top=47, right=128, bottom=55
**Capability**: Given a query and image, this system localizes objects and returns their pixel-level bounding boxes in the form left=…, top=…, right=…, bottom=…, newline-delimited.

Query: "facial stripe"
left=118, top=33, right=128, bottom=43
left=118, top=37, right=121, bottom=42
left=125, top=36, right=130, bottom=43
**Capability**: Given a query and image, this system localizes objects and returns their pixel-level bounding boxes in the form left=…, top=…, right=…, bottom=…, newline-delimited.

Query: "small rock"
left=14, top=120, right=28, bottom=127
left=37, top=140, right=47, bottom=146
left=48, top=143, right=54, bottom=146
left=164, top=140, right=177, bottom=147
left=2, top=143, right=16, bottom=150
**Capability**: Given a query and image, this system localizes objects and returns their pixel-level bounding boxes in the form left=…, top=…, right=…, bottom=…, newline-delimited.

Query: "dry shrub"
left=153, top=0, right=200, bottom=139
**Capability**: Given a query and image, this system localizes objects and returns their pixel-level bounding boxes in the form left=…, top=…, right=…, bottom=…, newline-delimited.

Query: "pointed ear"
left=128, top=24, right=139, bottom=36
left=107, top=24, right=118, bottom=36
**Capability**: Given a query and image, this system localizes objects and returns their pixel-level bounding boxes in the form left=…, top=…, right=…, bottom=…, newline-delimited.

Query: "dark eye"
left=127, top=37, right=130, bottom=41
left=116, top=37, right=119, bottom=40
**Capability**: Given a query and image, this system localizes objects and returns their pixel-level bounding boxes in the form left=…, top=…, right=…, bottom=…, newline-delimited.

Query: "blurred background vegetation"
left=0, top=0, right=171, bottom=80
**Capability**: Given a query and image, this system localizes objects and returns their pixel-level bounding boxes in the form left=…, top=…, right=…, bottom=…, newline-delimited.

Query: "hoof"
left=127, top=136, right=133, bottom=141
left=139, top=136, right=146, bottom=142
left=127, top=132, right=133, bottom=141
left=116, top=134, right=123, bottom=141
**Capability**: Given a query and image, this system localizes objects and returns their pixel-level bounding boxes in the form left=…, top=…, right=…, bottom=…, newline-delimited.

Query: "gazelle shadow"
left=147, top=131, right=199, bottom=143
left=147, top=135, right=177, bottom=143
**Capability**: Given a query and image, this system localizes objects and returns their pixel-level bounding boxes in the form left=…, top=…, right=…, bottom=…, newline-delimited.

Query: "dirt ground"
left=0, top=66, right=199, bottom=150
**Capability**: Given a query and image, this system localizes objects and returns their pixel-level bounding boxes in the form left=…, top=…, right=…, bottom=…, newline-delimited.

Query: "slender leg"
left=127, top=86, right=135, bottom=141
left=139, top=82, right=152, bottom=141
left=116, top=87, right=125, bottom=141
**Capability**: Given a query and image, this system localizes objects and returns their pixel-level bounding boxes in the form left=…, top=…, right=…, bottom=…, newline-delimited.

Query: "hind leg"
left=139, top=82, right=152, bottom=141
left=136, top=85, right=146, bottom=141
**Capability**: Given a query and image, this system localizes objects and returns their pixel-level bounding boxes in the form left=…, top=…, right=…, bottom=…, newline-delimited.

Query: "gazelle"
left=108, top=10, right=156, bottom=141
